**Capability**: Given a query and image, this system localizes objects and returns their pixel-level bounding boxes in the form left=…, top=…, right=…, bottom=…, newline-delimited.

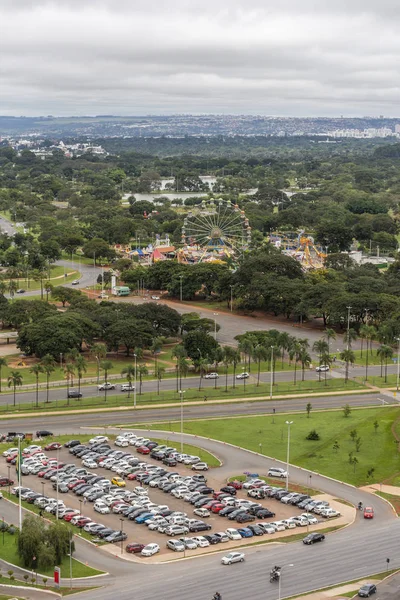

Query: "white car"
left=226, top=528, right=242, bottom=541
left=267, top=467, right=287, bottom=479
left=141, top=543, right=160, bottom=557
left=281, top=519, right=297, bottom=529
left=3, top=447, right=18, bottom=457
left=300, top=513, right=318, bottom=525
left=257, top=523, right=276, bottom=534
left=236, top=372, right=249, bottom=379
left=204, top=372, right=219, bottom=379
left=191, top=462, right=209, bottom=471
left=89, top=435, right=109, bottom=445
left=191, top=536, right=209, bottom=548
left=179, top=537, right=198, bottom=549
left=270, top=521, right=286, bottom=532
left=290, top=517, right=309, bottom=527
left=82, top=459, right=98, bottom=469
left=242, top=479, right=264, bottom=489
left=133, top=486, right=148, bottom=496
left=193, top=508, right=210, bottom=518
left=98, top=383, right=115, bottom=391
left=320, top=508, right=340, bottom=519
left=120, top=384, right=135, bottom=392
left=316, top=365, right=330, bottom=372
left=115, top=438, right=129, bottom=447
left=151, top=296, right=160, bottom=300
left=221, top=552, right=245, bottom=565
left=94, top=501, right=110, bottom=514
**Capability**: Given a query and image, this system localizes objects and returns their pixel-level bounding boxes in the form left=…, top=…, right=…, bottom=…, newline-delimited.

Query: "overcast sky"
left=2, top=0, right=400, bottom=117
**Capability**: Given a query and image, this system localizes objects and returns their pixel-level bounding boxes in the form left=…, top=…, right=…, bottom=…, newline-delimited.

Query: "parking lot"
left=1, top=434, right=351, bottom=560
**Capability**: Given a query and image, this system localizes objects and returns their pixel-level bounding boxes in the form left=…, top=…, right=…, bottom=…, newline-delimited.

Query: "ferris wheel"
left=181, top=199, right=251, bottom=260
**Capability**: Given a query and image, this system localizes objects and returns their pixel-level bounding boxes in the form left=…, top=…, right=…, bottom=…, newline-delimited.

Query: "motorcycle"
left=270, top=567, right=281, bottom=583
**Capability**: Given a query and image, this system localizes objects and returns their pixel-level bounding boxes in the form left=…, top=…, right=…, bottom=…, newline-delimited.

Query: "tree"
left=377, top=344, right=393, bottom=382
left=40, top=354, right=56, bottom=403
left=0, top=357, right=7, bottom=393
left=51, top=286, right=82, bottom=307
left=306, top=402, right=312, bottom=418
left=7, top=370, right=22, bottom=406
left=137, top=365, right=148, bottom=395
left=155, top=365, right=165, bottom=395
left=333, top=440, right=340, bottom=453
left=74, top=355, right=87, bottom=394
left=197, top=358, right=208, bottom=391
left=231, top=349, right=241, bottom=389
left=355, top=437, right=362, bottom=452
left=253, top=344, right=269, bottom=386
left=30, top=364, right=43, bottom=408
left=312, top=339, right=329, bottom=381
left=82, top=238, right=116, bottom=263
left=64, top=363, right=76, bottom=404
left=373, top=420, right=379, bottom=434
left=100, top=360, right=113, bottom=401
left=183, top=330, right=219, bottom=363
left=340, top=349, right=355, bottom=383
left=343, top=404, right=352, bottom=418
left=90, top=342, right=107, bottom=385
left=121, top=365, right=135, bottom=399
left=222, top=347, right=234, bottom=392
left=350, top=429, right=358, bottom=443
left=298, top=348, right=312, bottom=381
left=320, top=352, right=332, bottom=386
left=323, top=328, right=336, bottom=356
left=343, top=328, right=358, bottom=349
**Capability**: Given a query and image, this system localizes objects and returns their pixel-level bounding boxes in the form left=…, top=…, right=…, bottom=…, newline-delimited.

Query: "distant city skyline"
left=2, top=1, right=400, bottom=117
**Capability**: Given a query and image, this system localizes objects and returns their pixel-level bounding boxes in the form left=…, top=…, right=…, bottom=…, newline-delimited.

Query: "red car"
left=68, top=479, right=85, bottom=490
left=229, top=481, right=243, bottom=490
left=6, top=453, right=17, bottom=463
left=213, top=492, right=226, bottom=500
left=211, top=503, right=225, bottom=514
left=204, top=501, right=220, bottom=510
left=364, top=506, right=374, bottom=519
left=76, top=518, right=93, bottom=528
left=137, top=446, right=150, bottom=455
left=38, top=469, right=51, bottom=478
left=127, top=473, right=138, bottom=480
left=45, top=442, right=62, bottom=451
left=64, top=511, right=80, bottom=522
left=126, top=543, right=145, bottom=554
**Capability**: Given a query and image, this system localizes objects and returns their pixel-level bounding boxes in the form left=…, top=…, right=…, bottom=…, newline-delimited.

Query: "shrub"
left=306, top=429, right=320, bottom=441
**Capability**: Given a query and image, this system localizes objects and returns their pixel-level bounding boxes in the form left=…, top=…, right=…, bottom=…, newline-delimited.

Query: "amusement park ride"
left=179, top=198, right=251, bottom=264
left=270, top=231, right=327, bottom=269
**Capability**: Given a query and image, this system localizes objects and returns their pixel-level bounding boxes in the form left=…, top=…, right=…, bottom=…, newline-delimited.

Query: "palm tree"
left=8, top=370, right=23, bottom=407
left=359, top=325, right=369, bottom=359
left=172, top=344, right=186, bottom=392
left=90, top=342, right=107, bottom=386
left=343, top=328, right=357, bottom=349
left=177, top=357, right=190, bottom=391
left=312, top=339, right=329, bottom=382
left=213, top=347, right=224, bottom=389
left=323, top=328, right=336, bottom=357
left=100, top=360, right=114, bottom=401
left=40, top=354, right=56, bottom=403
left=75, top=355, right=87, bottom=394
left=150, top=336, right=164, bottom=375
left=44, top=282, right=53, bottom=302
left=377, top=344, right=393, bottom=383
left=155, top=366, right=166, bottom=395
left=252, top=345, right=269, bottom=386
left=340, top=349, right=356, bottom=383
left=137, top=365, right=148, bottom=395
left=289, top=340, right=301, bottom=385
left=121, top=365, right=135, bottom=399
left=231, top=349, right=241, bottom=389
left=64, top=363, right=76, bottom=405
left=298, top=349, right=312, bottom=381
left=320, top=352, right=332, bottom=386
left=0, top=357, right=7, bottom=393
left=30, top=364, right=44, bottom=408
left=197, top=358, right=208, bottom=391
left=238, top=338, right=255, bottom=373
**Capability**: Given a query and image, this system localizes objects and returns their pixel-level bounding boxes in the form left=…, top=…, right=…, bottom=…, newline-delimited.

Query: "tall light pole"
left=179, top=390, right=185, bottom=453
left=346, top=306, right=352, bottom=351
left=230, top=285, right=233, bottom=313
left=120, top=518, right=124, bottom=554
left=179, top=275, right=183, bottom=302
left=396, top=337, right=400, bottom=392
left=270, top=346, right=274, bottom=400
left=133, top=353, right=137, bottom=409
left=285, top=421, right=293, bottom=490
left=56, top=446, right=59, bottom=520
left=278, top=563, right=294, bottom=600
left=213, top=313, right=219, bottom=341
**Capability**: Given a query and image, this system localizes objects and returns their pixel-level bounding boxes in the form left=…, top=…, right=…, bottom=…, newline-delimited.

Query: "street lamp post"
left=270, top=346, right=274, bottom=400
left=95, top=355, right=100, bottom=387
left=179, top=275, right=183, bottom=302
left=133, top=353, right=137, bottom=409
left=213, top=313, right=219, bottom=341
left=79, top=499, right=83, bottom=517
left=278, top=564, right=294, bottom=600
left=41, top=481, right=45, bottom=505
left=179, top=390, right=185, bottom=453
left=346, top=306, right=352, bottom=351
left=120, top=518, right=124, bottom=554
left=69, top=535, right=73, bottom=590
left=285, top=421, right=293, bottom=490
left=56, top=447, right=59, bottom=520
left=396, top=337, right=400, bottom=392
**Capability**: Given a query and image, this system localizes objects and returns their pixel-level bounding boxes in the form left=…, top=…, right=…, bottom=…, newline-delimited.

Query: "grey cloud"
left=1, top=1, right=400, bottom=115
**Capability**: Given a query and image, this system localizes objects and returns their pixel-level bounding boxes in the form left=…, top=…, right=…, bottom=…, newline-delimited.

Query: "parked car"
left=141, top=543, right=160, bottom=557
left=166, top=539, right=185, bottom=552
left=221, top=552, right=245, bottom=565
left=358, top=583, right=377, bottom=597
left=126, top=543, right=145, bottom=554
left=303, top=532, right=325, bottom=545
left=191, top=462, right=209, bottom=471
left=45, top=442, right=62, bottom=450
left=36, top=430, right=53, bottom=437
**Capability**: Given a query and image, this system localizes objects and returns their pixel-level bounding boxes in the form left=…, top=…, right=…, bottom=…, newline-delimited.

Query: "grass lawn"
left=375, top=491, right=400, bottom=515
left=357, top=373, right=399, bottom=388
left=145, top=407, right=400, bottom=486
left=0, top=529, right=103, bottom=578
left=353, top=349, right=386, bottom=366
left=6, top=265, right=81, bottom=293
